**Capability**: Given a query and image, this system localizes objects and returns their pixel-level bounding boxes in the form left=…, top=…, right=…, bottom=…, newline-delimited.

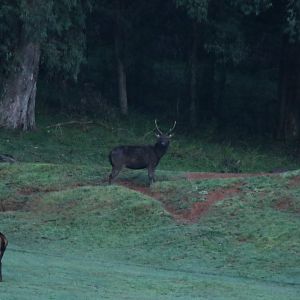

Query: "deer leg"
left=108, top=166, right=122, bottom=184
left=148, top=166, right=156, bottom=186
left=0, top=262, right=2, bottom=282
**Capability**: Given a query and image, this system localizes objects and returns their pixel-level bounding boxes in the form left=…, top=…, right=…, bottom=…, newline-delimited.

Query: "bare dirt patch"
left=118, top=179, right=243, bottom=223
left=275, top=197, right=293, bottom=211
left=185, top=172, right=269, bottom=180
left=118, top=180, right=164, bottom=200
left=177, top=185, right=242, bottom=222
left=288, top=176, right=300, bottom=187
left=0, top=199, right=28, bottom=211
left=18, top=186, right=43, bottom=195
left=274, top=197, right=300, bottom=214
left=0, top=196, right=43, bottom=212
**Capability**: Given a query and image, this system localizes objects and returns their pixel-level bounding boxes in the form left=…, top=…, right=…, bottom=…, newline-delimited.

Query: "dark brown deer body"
left=108, top=120, right=176, bottom=185
left=0, top=232, right=8, bottom=282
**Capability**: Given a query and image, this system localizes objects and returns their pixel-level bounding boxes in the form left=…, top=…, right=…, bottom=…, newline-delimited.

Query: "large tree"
left=114, top=0, right=129, bottom=116
left=175, top=0, right=210, bottom=127
left=230, top=0, right=300, bottom=139
left=0, top=0, right=88, bottom=130
left=174, top=0, right=249, bottom=127
left=277, top=0, right=300, bottom=140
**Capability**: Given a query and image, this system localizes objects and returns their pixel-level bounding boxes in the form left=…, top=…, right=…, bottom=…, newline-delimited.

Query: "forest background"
left=0, top=0, right=300, bottom=142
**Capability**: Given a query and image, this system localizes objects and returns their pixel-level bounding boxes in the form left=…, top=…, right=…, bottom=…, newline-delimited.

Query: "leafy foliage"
left=1, top=0, right=300, bottom=137
left=175, top=0, right=209, bottom=21
left=0, top=1, right=20, bottom=75
left=285, top=0, right=300, bottom=42
left=231, top=0, right=273, bottom=15
left=0, top=0, right=89, bottom=81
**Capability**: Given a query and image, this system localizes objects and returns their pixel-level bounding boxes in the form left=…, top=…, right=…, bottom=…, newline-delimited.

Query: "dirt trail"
left=185, top=172, right=269, bottom=180
left=118, top=172, right=252, bottom=223
left=176, top=185, right=242, bottom=222
left=4, top=171, right=284, bottom=221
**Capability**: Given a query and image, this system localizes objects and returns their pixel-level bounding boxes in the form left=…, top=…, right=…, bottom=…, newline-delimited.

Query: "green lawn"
left=0, top=118, right=300, bottom=299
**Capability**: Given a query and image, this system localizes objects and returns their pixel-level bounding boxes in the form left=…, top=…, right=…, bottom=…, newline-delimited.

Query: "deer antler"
left=167, top=121, right=177, bottom=135
left=155, top=119, right=163, bottom=135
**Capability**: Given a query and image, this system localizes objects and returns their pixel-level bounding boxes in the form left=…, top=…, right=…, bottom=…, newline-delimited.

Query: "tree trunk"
left=277, top=39, right=300, bottom=140
left=116, top=57, right=128, bottom=116
left=213, top=62, right=226, bottom=128
left=277, top=38, right=289, bottom=139
left=189, top=21, right=199, bottom=127
left=114, top=0, right=128, bottom=116
left=0, top=41, right=40, bottom=130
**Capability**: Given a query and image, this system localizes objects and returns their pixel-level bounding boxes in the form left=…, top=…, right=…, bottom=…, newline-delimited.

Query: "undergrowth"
left=0, top=114, right=299, bottom=172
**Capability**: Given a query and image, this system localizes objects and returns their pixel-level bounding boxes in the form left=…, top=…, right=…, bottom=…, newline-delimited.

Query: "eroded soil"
left=118, top=172, right=250, bottom=223
left=3, top=171, right=298, bottom=221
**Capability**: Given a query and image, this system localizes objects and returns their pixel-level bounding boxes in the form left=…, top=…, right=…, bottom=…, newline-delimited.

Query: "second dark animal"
left=108, top=120, right=176, bottom=185
left=0, top=232, right=8, bottom=282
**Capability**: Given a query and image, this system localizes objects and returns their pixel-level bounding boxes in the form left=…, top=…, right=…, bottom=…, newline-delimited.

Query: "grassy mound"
left=0, top=161, right=300, bottom=299
left=0, top=119, right=300, bottom=299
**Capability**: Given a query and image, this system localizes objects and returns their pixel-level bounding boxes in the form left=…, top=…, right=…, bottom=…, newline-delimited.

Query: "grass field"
left=0, top=117, right=300, bottom=299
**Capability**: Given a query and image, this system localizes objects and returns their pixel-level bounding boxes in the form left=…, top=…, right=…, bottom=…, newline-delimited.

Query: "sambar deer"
left=108, top=120, right=176, bottom=185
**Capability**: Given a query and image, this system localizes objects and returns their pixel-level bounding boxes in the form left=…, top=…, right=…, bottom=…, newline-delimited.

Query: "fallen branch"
left=46, top=120, right=94, bottom=128
left=0, top=154, right=17, bottom=163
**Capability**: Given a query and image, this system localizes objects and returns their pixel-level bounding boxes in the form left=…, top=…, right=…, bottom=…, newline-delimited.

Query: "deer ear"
left=155, top=133, right=160, bottom=138
left=168, top=133, right=174, bottom=138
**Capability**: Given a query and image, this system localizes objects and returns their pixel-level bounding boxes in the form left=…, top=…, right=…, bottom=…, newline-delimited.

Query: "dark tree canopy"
left=0, top=0, right=300, bottom=139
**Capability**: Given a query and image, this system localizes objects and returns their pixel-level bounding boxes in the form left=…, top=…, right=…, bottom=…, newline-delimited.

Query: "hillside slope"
left=0, top=163, right=299, bottom=299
